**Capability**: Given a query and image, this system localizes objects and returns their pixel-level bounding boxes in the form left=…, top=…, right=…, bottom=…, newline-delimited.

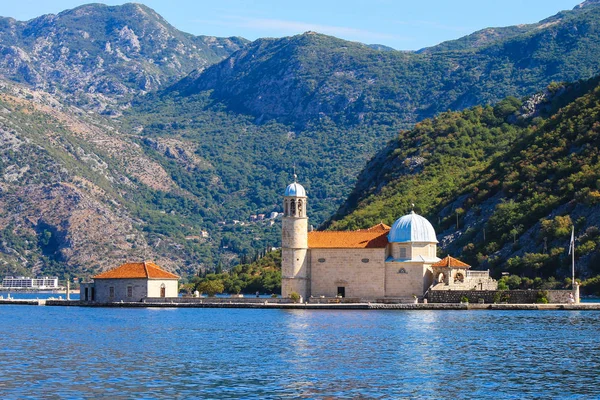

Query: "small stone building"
left=431, top=255, right=497, bottom=291
left=80, top=261, right=179, bottom=303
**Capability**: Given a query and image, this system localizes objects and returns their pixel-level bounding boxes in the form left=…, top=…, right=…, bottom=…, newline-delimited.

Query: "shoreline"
left=2, top=298, right=600, bottom=310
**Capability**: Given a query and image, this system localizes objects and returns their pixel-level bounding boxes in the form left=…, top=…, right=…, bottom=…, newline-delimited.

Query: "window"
left=399, top=247, right=407, bottom=258
left=398, top=268, right=407, bottom=274
left=127, top=286, right=133, bottom=298
left=318, top=258, right=326, bottom=263
left=109, top=286, right=115, bottom=298
left=361, top=258, right=369, bottom=263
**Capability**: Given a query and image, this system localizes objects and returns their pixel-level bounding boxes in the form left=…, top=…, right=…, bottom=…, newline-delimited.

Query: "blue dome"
left=284, top=182, right=306, bottom=197
left=388, top=211, right=438, bottom=243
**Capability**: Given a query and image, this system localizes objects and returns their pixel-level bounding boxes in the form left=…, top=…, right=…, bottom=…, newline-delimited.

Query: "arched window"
left=297, top=200, right=303, bottom=216
left=455, top=272, right=464, bottom=283
left=437, top=273, right=446, bottom=283
left=284, top=200, right=289, bottom=216
left=160, top=283, right=166, bottom=298
left=290, top=199, right=296, bottom=216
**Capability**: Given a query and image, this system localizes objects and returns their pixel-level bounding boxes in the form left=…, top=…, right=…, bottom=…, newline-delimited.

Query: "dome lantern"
left=388, top=211, right=438, bottom=243
left=284, top=176, right=306, bottom=197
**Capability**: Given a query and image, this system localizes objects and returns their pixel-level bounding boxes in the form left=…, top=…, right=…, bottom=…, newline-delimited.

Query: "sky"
left=0, top=0, right=585, bottom=50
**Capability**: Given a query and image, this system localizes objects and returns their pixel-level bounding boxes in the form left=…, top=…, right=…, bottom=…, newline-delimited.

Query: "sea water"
left=0, top=306, right=599, bottom=399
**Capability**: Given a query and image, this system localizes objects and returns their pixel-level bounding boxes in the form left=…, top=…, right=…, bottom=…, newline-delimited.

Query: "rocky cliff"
left=0, top=3, right=246, bottom=114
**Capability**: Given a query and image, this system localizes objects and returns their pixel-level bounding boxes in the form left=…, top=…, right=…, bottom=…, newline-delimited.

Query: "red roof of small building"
left=431, top=255, right=471, bottom=269
left=93, top=262, right=179, bottom=280
left=362, top=223, right=391, bottom=232
left=308, top=224, right=390, bottom=249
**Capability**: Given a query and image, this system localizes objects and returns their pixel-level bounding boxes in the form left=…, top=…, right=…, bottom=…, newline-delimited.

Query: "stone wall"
left=310, top=248, right=386, bottom=299
left=147, top=279, right=178, bottom=298
left=91, top=278, right=148, bottom=302
left=427, top=290, right=573, bottom=304
left=385, top=262, right=431, bottom=297
left=145, top=297, right=296, bottom=304
left=308, top=297, right=363, bottom=304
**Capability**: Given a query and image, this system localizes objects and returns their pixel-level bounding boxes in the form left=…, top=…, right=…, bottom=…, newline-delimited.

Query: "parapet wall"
left=427, top=290, right=573, bottom=304
left=144, top=297, right=296, bottom=304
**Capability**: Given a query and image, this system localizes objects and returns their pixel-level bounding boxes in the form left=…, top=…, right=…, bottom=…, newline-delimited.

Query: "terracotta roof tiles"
left=308, top=228, right=389, bottom=249
left=363, top=223, right=391, bottom=232
left=93, top=262, right=179, bottom=280
left=431, top=255, right=471, bottom=269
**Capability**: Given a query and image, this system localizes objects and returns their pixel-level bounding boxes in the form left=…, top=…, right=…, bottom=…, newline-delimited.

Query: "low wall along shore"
left=0, top=290, right=585, bottom=309
left=427, top=289, right=572, bottom=304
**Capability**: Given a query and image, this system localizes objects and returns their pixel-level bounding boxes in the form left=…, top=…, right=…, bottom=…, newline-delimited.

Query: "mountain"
left=3, top=2, right=600, bottom=281
left=419, top=0, right=600, bottom=53
left=0, top=3, right=247, bottom=114
left=167, top=1, right=600, bottom=126
left=123, top=0, right=600, bottom=262
left=327, top=74, right=600, bottom=283
left=0, top=78, right=196, bottom=278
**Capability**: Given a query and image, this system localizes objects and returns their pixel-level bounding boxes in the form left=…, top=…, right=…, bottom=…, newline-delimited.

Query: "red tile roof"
left=308, top=224, right=390, bottom=249
left=362, top=223, right=391, bottom=232
left=431, top=255, right=471, bottom=269
left=93, top=262, right=179, bottom=280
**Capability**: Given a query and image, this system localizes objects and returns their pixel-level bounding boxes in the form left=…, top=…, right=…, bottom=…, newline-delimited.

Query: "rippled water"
left=0, top=292, right=80, bottom=300
left=1, top=306, right=599, bottom=399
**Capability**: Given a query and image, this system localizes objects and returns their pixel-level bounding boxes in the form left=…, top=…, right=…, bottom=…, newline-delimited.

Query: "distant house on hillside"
left=80, top=261, right=179, bottom=303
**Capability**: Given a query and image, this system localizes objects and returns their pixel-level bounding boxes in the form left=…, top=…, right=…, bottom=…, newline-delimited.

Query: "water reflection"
left=1, top=307, right=600, bottom=398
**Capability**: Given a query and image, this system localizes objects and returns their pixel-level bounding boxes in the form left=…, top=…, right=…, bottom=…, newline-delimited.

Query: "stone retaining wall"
left=144, top=297, right=296, bottom=304
left=427, top=289, right=573, bottom=304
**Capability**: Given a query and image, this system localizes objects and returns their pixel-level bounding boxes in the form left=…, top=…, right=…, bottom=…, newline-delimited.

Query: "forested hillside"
left=328, top=75, right=600, bottom=285
left=0, top=79, right=270, bottom=280
left=169, top=1, right=600, bottom=125
left=3, top=1, right=600, bottom=281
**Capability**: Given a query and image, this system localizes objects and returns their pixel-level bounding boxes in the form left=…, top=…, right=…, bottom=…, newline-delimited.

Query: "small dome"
left=284, top=182, right=306, bottom=197
left=388, top=211, right=438, bottom=243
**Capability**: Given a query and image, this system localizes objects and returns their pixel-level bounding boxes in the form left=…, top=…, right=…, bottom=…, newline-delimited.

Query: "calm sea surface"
left=1, top=306, right=599, bottom=399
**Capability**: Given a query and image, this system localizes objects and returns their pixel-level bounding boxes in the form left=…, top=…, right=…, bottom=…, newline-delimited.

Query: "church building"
left=281, top=178, right=496, bottom=301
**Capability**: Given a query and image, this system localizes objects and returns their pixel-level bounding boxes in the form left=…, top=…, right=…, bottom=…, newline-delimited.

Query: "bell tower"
left=281, top=175, right=310, bottom=300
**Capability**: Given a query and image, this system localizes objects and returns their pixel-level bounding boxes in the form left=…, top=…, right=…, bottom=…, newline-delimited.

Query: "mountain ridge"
left=166, top=1, right=600, bottom=127
left=0, top=3, right=247, bottom=114
left=2, top=2, right=600, bottom=282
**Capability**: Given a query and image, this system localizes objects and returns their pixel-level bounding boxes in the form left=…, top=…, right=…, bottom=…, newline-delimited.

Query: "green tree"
left=197, top=280, right=225, bottom=297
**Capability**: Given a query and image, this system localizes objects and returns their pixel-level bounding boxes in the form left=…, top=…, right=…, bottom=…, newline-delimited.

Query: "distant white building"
left=80, top=261, right=179, bottom=303
left=1, top=276, right=59, bottom=289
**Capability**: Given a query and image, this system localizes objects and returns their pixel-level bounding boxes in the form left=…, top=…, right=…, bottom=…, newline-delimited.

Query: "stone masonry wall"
left=427, top=290, right=573, bottom=304
left=310, top=248, right=385, bottom=299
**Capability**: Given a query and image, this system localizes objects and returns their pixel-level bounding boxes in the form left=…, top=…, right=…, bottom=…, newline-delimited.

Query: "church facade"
left=281, top=179, right=496, bottom=301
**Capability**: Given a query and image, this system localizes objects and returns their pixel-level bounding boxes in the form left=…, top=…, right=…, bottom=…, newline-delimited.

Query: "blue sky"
left=1, top=0, right=583, bottom=50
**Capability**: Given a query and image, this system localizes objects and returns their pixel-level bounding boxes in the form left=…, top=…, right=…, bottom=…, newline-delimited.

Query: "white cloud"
left=193, top=15, right=409, bottom=44
left=394, top=20, right=472, bottom=33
